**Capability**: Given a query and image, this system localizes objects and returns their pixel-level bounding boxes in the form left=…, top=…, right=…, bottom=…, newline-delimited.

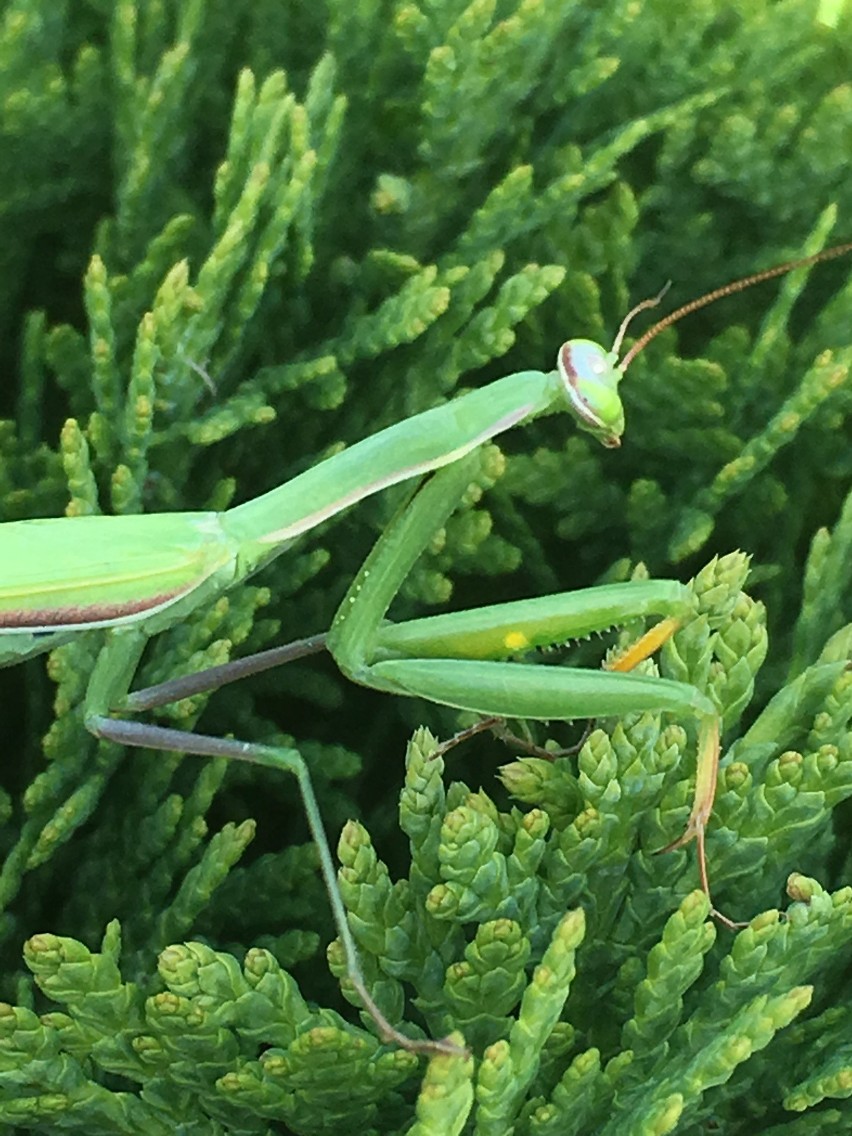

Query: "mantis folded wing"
left=3, top=240, right=851, bottom=1055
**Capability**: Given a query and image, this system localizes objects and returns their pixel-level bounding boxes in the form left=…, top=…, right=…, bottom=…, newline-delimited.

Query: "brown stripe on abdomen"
left=0, top=591, right=180, bottom=629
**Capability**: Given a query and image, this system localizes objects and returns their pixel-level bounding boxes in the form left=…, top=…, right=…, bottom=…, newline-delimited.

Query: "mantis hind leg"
left=85, top=630, right=464, bottom=1052
left=86, top=713, right=463, bottom=1056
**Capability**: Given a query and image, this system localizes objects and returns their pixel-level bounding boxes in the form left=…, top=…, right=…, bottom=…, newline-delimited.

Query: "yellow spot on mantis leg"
left=606, top=617, right=680, bottom=673
left=503, top=630, right=530, bottom=651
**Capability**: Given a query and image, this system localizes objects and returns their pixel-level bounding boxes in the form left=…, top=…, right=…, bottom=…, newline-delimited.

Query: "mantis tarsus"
left=4, top=239, right=852, bottom=1056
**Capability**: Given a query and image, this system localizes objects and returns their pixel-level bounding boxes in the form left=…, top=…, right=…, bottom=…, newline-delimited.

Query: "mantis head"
left=556, top=339, right=624, bottom=448
left=556, top=288, right=668, bottom=448
left=557, top=238, right=852, bottom=449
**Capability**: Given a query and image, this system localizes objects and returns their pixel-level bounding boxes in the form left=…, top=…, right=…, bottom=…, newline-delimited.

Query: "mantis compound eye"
left=557, top=338, right=624, bottom=448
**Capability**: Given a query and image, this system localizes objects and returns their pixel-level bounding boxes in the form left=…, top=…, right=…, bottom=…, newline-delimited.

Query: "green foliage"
left=0, top=0, right=851, bottom=1132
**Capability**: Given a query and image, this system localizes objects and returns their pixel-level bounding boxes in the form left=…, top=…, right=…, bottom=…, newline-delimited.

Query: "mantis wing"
left=0, top=512, right=236, bottom=665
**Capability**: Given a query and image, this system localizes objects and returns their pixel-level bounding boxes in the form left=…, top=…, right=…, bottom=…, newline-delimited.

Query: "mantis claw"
left=347, top=973, right=470, bottom=1058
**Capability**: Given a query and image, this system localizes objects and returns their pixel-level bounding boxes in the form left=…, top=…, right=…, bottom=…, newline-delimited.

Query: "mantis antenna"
left=618, top=239, right=852, bottom=372
left=610, top=282, right=672, bottom=357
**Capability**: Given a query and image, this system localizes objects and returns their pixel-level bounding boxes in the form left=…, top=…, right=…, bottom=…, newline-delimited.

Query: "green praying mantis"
left=4, top=239, right=852, bottom=1056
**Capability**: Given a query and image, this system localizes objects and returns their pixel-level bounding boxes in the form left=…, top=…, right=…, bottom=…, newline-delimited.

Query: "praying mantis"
left=4, top=240, right=852, bottom=1056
